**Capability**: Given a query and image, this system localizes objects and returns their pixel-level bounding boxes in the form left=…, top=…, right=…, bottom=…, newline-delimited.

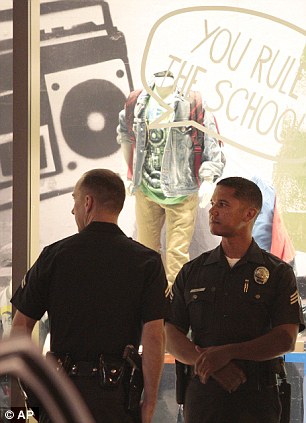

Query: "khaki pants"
left=135, top=190, right=198, bottom=289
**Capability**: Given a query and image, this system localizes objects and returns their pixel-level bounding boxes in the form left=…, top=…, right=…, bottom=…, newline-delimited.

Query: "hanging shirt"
left=140, top=93, right=187, bottom=205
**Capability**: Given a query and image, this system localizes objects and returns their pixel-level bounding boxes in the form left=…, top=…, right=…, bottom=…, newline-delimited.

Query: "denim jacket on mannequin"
left=117, top=86, right=225, bottom=197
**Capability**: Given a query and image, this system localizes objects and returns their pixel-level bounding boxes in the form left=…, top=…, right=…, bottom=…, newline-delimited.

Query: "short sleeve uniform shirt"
left=12, top=222, right=168, bottom=360
left=168, top=240, right=304, bottom=347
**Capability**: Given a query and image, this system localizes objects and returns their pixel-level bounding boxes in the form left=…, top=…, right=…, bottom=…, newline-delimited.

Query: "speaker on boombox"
left=0, top=0, right=134, bottom=205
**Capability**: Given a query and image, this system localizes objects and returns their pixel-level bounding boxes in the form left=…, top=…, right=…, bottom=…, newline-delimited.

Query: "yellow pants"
left=135, top=190, right=198, bottom=289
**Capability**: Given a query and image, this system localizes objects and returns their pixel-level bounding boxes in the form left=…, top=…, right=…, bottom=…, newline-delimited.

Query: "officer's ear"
left=244, top=207, right=258, bottom=223
left=85, top=194, right=94, bottom=212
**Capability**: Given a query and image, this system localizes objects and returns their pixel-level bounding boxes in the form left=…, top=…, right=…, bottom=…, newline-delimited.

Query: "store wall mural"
left=0, top=0, right=305, bottom=338
left=0, top=1, right=305, bottom=420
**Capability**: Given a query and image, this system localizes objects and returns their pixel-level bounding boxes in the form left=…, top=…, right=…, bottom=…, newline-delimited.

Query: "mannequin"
left=154, top=74, right=175, bottom=98
left=117, top=70, right=225, bottom=292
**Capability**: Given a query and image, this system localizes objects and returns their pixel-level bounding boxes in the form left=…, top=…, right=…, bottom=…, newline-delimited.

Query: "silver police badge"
left=254, top=267, right=270, bottom=285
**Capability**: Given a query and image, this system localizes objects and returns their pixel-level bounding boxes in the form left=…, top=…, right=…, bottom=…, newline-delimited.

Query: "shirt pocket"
left=171, top=127, right=193, bottom=160
left=236, top=292, right=271, bottom=335
left=185, top=288, right=216, bottom=332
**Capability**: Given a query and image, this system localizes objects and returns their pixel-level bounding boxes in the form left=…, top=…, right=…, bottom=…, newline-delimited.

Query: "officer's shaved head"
left=217, top=177, right=262, bottom=212
left=78, top=169, right=125, bottom=214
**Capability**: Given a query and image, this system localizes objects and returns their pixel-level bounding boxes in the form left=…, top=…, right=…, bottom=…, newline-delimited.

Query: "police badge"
left=254, top=267, right=270, bottom=285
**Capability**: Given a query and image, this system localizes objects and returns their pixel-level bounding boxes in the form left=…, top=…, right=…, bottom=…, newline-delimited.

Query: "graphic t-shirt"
left=141, top=94, right=186, bottom=205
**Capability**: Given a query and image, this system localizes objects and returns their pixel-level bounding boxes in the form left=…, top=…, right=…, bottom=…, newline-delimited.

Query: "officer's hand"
left=212, top=361, right=246, bottom=392
left=198, top=178, right=214, bottom=209
left=194, top=345, right=231, bottom=384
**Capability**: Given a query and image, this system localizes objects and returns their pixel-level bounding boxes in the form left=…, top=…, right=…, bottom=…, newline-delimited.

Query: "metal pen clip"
left=243, top=279, right=249, bottom=293
left=190, top=287, right=206, bottom=293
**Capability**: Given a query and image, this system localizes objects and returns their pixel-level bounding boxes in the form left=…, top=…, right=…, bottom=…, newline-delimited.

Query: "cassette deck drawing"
left=0, top=0, right=134, bottom=205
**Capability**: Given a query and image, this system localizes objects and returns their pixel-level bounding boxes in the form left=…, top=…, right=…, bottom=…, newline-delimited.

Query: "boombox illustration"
left=0, top=0, right=134, bottom=205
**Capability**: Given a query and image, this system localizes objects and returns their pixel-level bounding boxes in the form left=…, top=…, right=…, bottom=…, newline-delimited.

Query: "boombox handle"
left=40, top=0, right=118, bottom=36
left=0, top=1, right=118, bottom=45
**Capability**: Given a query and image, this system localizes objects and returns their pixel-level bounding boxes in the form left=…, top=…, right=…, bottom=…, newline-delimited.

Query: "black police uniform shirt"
left=168, top=239, right=305, bottom=348
left=11, top=222, right=168, bottom=361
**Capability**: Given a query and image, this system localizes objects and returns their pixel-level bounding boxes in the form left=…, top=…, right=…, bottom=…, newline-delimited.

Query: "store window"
left=0, top=1, right=304, bottom=421
left=38, top=0, right=306, bottom=331
left=36, top=2, right=305, bottom=422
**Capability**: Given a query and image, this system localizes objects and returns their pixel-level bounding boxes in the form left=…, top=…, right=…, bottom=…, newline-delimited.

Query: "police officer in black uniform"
left=11, top=169, right=168, bottom=423
left=166, top=176, right=304, bottom=423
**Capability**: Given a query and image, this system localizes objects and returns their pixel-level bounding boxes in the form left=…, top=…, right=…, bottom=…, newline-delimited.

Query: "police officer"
left=165, top=176, right=305, bottom=423
left=11, top=169, right=168, bottom=423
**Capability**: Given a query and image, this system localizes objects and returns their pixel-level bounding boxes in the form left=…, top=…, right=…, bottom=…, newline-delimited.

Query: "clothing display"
left=117, top=74, right=225, bottom=287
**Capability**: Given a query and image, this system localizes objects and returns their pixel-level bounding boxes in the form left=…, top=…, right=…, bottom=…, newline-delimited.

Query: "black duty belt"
left=235, top=358, right=279, bottom=390
left=46, top=352, right=124, bottom=380
left=46, top=352, right=98, bottom=376
left=68, top=360, right=99, bottom=377
left=46, top=346, right=144, bottom=411
left=189, top=358, right=280, bottom=391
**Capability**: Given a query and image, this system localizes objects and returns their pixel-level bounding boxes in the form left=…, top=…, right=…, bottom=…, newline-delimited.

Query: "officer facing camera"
left=166, top=176, right=304, bottom=423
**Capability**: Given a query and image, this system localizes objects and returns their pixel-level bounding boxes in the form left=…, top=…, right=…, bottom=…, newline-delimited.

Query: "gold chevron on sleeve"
left=290, top=290, right=299, bottom=305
